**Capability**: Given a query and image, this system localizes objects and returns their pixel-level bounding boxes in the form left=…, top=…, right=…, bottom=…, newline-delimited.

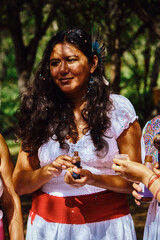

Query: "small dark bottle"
left=72, top=151, right=81, bottom=179
left=139, top=155, right=153, bottom=203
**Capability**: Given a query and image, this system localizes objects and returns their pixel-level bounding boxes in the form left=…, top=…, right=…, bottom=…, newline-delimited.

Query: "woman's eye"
left=50, top=61, right=60, bottom=66
left=67, top=58, right=77, bottom=62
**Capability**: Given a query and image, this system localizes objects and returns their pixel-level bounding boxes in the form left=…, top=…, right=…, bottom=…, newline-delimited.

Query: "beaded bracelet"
left=148, top=175, right=160, bottom=190
left=154, top=186, right=160, bottom=200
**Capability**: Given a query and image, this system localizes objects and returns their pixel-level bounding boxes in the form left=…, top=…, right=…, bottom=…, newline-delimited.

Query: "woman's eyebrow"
left=50, top=55, right=79, bottom=61
left=50, top=58, right=60, bottom=61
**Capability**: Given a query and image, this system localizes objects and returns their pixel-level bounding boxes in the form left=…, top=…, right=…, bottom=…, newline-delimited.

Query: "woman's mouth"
left=59, top=77, right=73, bottom=83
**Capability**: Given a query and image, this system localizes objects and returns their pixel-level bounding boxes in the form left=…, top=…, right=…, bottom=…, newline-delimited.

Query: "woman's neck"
left=65, top=86, right=87, bottom=109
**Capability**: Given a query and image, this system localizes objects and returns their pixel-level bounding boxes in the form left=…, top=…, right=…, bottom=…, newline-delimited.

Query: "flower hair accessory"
left=92, top=28, right=109, bottom=86
left=92, top=29, right=106, bottom=66
left=92, top=40, right=103, bottom=64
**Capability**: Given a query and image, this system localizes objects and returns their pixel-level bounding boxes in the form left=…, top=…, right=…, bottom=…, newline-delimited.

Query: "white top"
left=38, top=94, right=138, bottom=197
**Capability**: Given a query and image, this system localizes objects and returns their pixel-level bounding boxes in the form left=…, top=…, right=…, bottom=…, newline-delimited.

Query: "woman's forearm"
left=88, top=174, right=133, bottom=193
left=1, top=187, right=24, bottom=240
left=7, top=196, right=24, bottom=240
left=13, top=166, right=55, bottom=195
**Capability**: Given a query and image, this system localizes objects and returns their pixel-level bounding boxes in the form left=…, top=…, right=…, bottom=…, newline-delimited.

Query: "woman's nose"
left=59, top=61, right=69, bottom=74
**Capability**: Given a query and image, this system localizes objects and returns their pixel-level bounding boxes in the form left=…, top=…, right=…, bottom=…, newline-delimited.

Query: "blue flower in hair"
left=92, top=40, right=102, bottom=64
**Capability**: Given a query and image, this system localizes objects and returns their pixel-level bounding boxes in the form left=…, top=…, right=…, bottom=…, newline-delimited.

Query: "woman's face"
left=49, top=42, right=94, bottom=96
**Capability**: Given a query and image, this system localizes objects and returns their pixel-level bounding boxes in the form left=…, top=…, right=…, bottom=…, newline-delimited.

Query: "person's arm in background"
left=112, top=157, right=160, bottom=204
left=0, top=134, right=24, bottom=240
left=65, top=120, right=142, bottom=193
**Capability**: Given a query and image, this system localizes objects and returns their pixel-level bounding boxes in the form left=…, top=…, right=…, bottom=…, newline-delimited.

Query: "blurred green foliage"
left=1, top=80, right=20, bottom=138
left=6, top=138, right=20, bottom=165
left=0, top=34, right=19, bottom=137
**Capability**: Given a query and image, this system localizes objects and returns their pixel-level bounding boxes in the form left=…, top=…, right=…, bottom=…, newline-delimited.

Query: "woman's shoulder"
left=0, top=134, right=7, bottom=147
left=110, top=94, right=136, bottom=114
left=110, top=93, right=133, bottom=105
left=109, top=94, right=138, bottom=138
left=0, top=134, right=9, bottom=159
left=0, top=134, right=5, bottom=151
left=0, top=134, right=3, bottom=141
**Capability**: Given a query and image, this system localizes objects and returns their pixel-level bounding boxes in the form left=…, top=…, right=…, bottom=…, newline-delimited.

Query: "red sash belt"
left=30, top=190, right=130, bottom=224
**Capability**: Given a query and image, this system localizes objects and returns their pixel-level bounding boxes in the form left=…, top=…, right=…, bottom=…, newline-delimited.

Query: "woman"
left=0, top=134, right=24, bottom=240
left=13, top=29, right=142, bottom=240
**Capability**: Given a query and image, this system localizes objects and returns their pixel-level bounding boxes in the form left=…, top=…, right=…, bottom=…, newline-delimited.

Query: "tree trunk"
left=18, top=71, right=30, bottom=94
left=150, top=42, right=160, bottom=89
left=110, top=39, right=121, bottom=93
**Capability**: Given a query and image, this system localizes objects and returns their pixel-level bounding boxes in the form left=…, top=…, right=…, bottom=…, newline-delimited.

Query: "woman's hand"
left=64, top=167, right=93, bottom=188
left=13, top=151, right=75, bottom=195
left=41, top=155, right=75, bottom=178
left=132, top=182, right=143, bottom=206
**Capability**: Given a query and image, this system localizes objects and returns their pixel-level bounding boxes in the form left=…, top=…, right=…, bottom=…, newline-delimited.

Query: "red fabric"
left=0, top=218, right=5, bottom=240
left=29, top=211, right=36, bottom=225
left=30, top=190, right=130, bottom=224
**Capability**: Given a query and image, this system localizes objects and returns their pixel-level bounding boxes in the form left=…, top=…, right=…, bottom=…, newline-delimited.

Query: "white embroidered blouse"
left=38, top=94, right=138, bottom=197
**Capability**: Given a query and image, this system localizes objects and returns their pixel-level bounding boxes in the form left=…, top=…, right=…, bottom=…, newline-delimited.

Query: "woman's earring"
left=89, top=75, right=94, bottom=84
left=87, top=75, right=94, bottom=93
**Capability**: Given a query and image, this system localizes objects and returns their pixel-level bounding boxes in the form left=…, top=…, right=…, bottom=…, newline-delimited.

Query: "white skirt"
left=143, top=200, right=160, bottom=240
left=26, top=213, right=137, bottom=240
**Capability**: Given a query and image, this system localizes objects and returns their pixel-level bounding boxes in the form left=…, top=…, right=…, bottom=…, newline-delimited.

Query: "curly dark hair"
left=16, top=29, right=113, bottom=156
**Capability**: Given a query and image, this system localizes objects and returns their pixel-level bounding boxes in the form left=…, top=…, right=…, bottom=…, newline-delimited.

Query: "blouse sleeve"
left=110, top=94, right=138, bottom=139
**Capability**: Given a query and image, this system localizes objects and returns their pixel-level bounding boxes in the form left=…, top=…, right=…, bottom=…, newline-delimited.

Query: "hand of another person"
left=152, top=162, right=160, bottom=176
left=132, top=182, right=143, bottom=206
left=112, top=158, right=147, bottom=182
left=64, top=167, right=93, bottom=188
left=41, top=155, right=75, bottom=178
